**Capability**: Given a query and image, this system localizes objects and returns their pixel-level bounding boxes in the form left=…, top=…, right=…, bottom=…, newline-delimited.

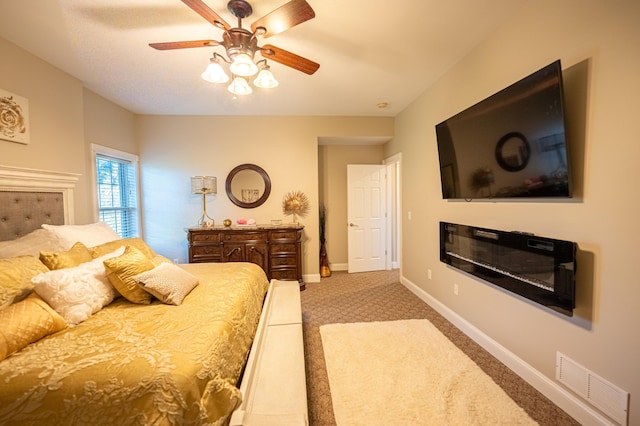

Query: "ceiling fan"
left=149, top=0, right=319, bottom=94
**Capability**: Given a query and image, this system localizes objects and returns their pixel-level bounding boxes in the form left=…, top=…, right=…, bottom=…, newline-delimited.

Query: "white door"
left=347, top=164, right=386, bottom=273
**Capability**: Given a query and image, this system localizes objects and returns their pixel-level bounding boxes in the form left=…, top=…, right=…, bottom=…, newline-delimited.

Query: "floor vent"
left=556, top=352, right=629, bottom=425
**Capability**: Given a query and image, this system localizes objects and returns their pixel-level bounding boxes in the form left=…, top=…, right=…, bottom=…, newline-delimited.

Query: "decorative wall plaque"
left=0, top=89, right=30, bottom=145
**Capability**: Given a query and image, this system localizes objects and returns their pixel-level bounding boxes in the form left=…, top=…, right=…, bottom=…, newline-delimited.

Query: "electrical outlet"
left=453, top=283, right=459, bottom=295
left=408, top=211, right=412, bottom=220
left=428, top=269, right=432, bottom=280
left=173, top=258, right=179, bottom=264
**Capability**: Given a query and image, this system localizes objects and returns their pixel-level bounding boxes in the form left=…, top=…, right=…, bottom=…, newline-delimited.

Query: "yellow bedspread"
left=0, top=262, right=269, bottom=426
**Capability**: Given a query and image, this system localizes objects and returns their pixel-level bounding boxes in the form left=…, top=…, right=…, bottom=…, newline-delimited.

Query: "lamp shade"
left=191, top=176, right=217, bottom=195
left=228, top=77, right=252, bottom=96
left=254, top=68, right=279, bottom=89
left=229, top=52, right=258, bottom=77
left=201, top=61, right=229, bottom=83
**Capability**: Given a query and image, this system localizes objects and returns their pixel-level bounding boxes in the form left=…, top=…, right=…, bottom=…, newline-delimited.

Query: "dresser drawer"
left=270, top=256, right=297, bottom=268
left=192, top=244, right=221, bottom=255
left=222, top=232, right=268, bottom=242
left=269, top=230, right=300, bottom=241
left=189, top=232, right=221, bottom=243
left=190, top=245, right=221, bottom=262
left=270, top=242, right=297, bottom=255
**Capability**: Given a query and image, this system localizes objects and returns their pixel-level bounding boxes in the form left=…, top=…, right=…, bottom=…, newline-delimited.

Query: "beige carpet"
left=320, top=319, right=537, bottom=426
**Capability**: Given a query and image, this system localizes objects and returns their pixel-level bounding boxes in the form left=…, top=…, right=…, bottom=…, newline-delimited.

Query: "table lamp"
left=191, top=176, right=217, bottom=227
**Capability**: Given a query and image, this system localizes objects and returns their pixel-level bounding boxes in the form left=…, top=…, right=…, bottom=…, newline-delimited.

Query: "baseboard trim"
left=329, top=263, right=348, bottom=272
left=400, top=275, right=615, bottom=426
left=304, top=273, right=321, bottom=283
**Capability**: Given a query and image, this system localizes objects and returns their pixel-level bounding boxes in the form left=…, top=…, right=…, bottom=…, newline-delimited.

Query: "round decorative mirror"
left=495, top=132, right=531, bottom=172
left=225, top=163, right=271, bottom=208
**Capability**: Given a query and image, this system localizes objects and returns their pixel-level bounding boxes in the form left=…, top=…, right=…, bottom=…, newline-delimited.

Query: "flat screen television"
left=436, top=60, right=571, bottom=199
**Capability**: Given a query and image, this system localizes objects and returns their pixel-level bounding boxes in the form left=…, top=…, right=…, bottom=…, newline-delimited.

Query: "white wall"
left=387, top=0, right=640, bottom=424
left=1, top=32, right=394, bottom=282
left=0, top=38, right=138, bottom=225
left=0, top=37, right=91, bottom=223
left=136, top=115, right=393, bottom=280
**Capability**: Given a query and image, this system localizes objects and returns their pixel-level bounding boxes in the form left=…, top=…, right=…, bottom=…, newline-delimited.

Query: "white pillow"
left=31, top=247, right=125, bottom=325
left=41, top=222, right=120, bottom=250
left=133, top=263, right=199, bottom=305
left=0, top=228, right=65, bottom=258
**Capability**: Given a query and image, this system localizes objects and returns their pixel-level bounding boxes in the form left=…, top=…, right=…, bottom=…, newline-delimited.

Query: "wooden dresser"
left=187, top=224, right=304, bottom=283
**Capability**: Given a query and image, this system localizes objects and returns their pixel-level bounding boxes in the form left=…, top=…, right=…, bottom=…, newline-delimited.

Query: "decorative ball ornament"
left=282, top=190, right=310, bottom=223
left=223, top=219, right=232, bottom=227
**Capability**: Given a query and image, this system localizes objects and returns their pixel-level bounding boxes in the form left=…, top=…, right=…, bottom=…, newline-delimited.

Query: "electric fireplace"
left=440, top=222, right=576, bottom=316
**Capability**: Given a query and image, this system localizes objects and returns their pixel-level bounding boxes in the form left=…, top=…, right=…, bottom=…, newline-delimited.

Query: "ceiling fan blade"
left=261, top=44, right=319, bottom=75
left=251, top=0, right=315, bottom=38
left=149, top=40, right=221, bottom=50
left=181, top=0, right=231, bottom=30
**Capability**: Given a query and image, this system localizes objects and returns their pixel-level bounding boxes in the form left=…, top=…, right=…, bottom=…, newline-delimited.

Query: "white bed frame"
left=231, top=279, right=308, bottom=426
left=0, top=165, right=309, bottom=425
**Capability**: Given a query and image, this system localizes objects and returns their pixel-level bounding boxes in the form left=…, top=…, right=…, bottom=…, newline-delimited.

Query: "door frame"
left=383, top=153, right=402, bottom=270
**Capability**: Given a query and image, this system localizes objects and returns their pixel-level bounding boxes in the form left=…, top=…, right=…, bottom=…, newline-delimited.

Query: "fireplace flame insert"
left=440, top=222, right=576, bottom=316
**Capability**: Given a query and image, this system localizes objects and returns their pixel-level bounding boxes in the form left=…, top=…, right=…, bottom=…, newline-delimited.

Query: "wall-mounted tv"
left=436, top=60, right=571, bottom=199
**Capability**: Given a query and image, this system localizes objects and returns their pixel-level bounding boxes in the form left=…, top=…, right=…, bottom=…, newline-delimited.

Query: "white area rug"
left=320, top=319, right=537, bottom=425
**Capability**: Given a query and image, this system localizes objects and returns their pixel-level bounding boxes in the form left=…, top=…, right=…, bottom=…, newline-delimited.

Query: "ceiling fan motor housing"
left=223, top=28, right=258, bottom=60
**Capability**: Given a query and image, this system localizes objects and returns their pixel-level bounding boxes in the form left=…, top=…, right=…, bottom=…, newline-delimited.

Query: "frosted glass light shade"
left=191, top=176, right=217, bottom=194
left=201, top=61, right=229, bottom=83
left=254, top=68, right=279, bottom=88
left=228, top=77, right=252, bottom=96
left=229, top=52, right=258, bottom=77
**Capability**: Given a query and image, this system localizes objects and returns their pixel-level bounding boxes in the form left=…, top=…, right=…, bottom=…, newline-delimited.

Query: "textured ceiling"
left=0, top=0, right=525, bottom=116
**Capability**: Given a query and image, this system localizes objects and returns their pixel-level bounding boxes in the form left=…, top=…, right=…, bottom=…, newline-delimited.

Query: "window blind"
left=96, top=154, right=139, bottom=238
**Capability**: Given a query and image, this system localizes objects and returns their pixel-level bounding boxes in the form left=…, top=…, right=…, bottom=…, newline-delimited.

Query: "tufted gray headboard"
left=0, top=165, right=80, bottom=241
left=0, top=191, right=65, bottom=241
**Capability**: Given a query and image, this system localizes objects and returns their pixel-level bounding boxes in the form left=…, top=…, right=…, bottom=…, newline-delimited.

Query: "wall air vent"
left=556, top=352, right=629, bottom=425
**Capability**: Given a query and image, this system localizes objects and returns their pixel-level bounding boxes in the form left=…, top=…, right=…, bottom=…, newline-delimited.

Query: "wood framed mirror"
left=225, top=163, right=271, bottom=208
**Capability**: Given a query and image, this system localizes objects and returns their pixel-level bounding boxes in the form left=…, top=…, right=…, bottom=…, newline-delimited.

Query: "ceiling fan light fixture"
left=254, top=61, right=278, bottom=88
left=149, top=0, right=319, bottom=97
left=229, top=52, right=258, bottom=77
left=201, top=57, right=230, bottom=83
left=228, top=76, right=252, bottom=95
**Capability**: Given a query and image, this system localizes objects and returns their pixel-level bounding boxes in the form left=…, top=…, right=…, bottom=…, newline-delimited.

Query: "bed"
left=0, top=165, right=307, bottom=426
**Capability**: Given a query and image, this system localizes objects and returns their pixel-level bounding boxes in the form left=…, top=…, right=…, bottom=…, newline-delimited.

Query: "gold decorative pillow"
left=133, top=263, right=199, bottom=305
left=39, top=241, right=93, bottom=270
left=103, top=246, right=156, bottom=304
left=0, top=294, right=67, bottom=361
left=0, top=256, right=49, bottom=311
left=151, top=254, right=173, bottom=267
left=90, top=237, right=156, bottom=260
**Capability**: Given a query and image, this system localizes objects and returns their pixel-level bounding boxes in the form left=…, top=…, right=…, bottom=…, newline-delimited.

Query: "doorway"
left=318, top=145, right=401, bottom=275
left=346, top=155, right=401, bottom=273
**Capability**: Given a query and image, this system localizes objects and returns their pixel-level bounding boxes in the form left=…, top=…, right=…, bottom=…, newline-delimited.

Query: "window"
left=92, top=145, right=140, bottom=238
